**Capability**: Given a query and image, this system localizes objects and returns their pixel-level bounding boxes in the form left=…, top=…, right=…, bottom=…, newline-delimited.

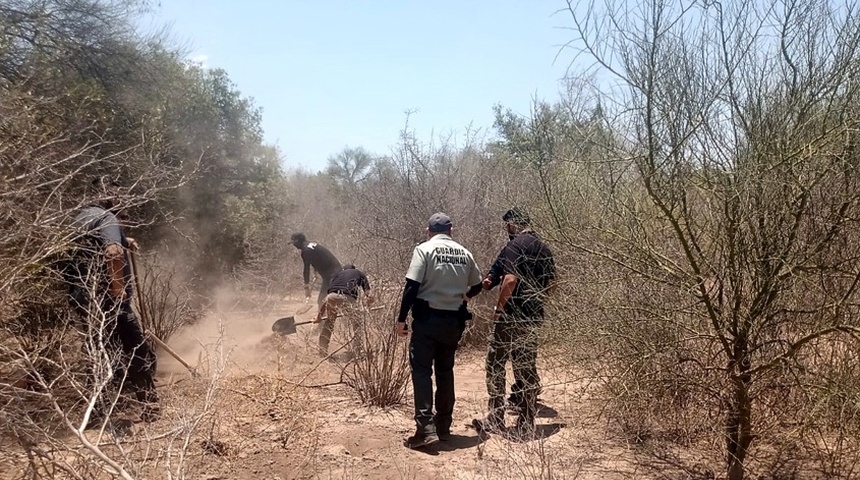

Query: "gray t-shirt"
left=72, top=206, right=132, bottom=298
left=405, top=234, right=481, bottom=311
left=74, top=207, right=124, bottom=247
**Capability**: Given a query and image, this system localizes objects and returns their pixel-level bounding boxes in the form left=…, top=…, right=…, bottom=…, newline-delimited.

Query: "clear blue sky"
left=142, top=1, right=576, bottom=172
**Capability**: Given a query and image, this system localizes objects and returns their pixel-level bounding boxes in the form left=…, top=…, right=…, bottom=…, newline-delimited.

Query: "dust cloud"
left=155, top=286, right=312, bottom=377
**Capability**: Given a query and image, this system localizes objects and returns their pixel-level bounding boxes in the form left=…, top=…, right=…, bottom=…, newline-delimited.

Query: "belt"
left=329, top=289, right=358, bottom=299
left=427, top=306, right=459, bottom=317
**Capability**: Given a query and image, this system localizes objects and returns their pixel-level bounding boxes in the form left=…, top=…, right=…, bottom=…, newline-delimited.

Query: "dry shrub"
left=1, top=314, right=233, bottom=480
left=344, top=292, right=410, bottom=407
left=755, top=335, right=860, bottom=479
left=132, top=252, right=203, bottom=343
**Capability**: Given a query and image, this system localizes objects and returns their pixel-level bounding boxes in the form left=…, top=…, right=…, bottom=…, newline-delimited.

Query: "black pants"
left=409, top=311, right=463, bottom=435
left=82, top=297, right=158, bottom=406
left=486, top=319, right=541, bottom=422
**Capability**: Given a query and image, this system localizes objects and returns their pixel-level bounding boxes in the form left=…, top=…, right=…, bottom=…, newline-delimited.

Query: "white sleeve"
left=405, top=247, right=426, bottom=283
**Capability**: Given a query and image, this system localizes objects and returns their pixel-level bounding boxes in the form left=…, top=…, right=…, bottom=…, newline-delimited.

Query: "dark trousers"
left=82, top=297, right=158, bottom=406
left=486, top=319, right=541, bottom=422
left=409, top=311, right=463, bottom=435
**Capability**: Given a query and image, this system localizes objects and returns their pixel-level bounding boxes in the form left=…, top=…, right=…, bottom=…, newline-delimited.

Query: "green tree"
left=325, top=146, right=374, bottom=189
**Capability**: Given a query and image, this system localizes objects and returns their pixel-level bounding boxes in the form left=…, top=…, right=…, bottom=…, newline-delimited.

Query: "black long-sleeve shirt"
left=299, top=242, right=342, bottom=283
left=327, top=268, right=371, bottom=299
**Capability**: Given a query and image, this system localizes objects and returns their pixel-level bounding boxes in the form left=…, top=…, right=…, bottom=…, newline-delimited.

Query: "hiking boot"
left=140, top=402, right=161, bottom=423
left=511, top=417, right=536, bottom=440
left=506, top=394, right=523, bottom=413
left=404, top=431, right=439, bottom=449
left=437, top=429, right=451, bottom=441
left=471, top=416, right=505, bottom=435
left=84, top=411, right=108, bottom=431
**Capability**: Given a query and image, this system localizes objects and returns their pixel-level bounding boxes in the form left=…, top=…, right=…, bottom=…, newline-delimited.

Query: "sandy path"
left=150, top=299, right=654, bottom=480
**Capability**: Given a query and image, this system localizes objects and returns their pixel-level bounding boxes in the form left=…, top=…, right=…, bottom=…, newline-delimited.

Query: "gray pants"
left=318, top=292, right=362, bottom=355
left=316, top=274, right=333, bottom=306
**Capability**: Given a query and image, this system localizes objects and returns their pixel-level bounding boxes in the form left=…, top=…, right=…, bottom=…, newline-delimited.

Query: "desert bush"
left=344, top=291, right=411, bottom=407
left=544, top=0, right=860, bottom=478
left=132, top=252, right=203, bottom=343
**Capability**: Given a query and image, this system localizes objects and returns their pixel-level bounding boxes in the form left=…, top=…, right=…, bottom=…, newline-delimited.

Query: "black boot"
left=512, top=415, right=536, bottom=440
left=404, top=429, right=439, bottom=449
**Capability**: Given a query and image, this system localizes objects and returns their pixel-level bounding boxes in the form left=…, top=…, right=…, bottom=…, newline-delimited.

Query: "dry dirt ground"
left=3, top=297, right=714, bottom=479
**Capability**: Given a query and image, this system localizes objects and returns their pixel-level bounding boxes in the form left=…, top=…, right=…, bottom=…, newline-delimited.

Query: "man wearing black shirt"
left=314, top=264, right=373, bottom=357
left=473, top=208, right=555, bottom=436
left=290, top=232, right=342, bottom=306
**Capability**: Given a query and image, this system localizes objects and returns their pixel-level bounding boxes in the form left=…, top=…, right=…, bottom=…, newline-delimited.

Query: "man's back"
left=328, top=268, right=370, bottom=298
left=500, top=231, right=555, bottom=318
left=406, top=234, right=481, bottom=311
left=301, top=242, right=341, bottom=277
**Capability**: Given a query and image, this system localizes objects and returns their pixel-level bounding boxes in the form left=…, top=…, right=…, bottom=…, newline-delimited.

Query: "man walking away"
left=473, top=208, right=555, bottom=437
left=67, top=178, right=159, bottom=426
left=290, top=232, right=342, bottom=306
left=396, top=213, right=483, bottom=449
left=314, top=264, right=374, bottom=357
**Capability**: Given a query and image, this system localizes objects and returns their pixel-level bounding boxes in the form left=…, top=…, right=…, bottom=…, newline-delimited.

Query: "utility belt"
left=412, top=298, right=473, bottom=322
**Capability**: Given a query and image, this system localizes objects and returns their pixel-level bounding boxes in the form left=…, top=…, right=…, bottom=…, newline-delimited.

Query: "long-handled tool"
left=130, top=251, right=199, bottom=377
left=272, top=304, right=386, bottom=335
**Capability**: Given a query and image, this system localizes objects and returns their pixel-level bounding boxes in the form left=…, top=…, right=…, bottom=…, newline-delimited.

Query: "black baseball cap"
left=503, top=208, right=530, bottom=226
left=290, top=232, right=306, bottom=245
left=428, top=212, right=453, bottom=232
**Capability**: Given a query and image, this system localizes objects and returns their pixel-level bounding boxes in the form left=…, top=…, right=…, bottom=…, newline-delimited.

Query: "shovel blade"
left=272, top=316, right=297, bottom=334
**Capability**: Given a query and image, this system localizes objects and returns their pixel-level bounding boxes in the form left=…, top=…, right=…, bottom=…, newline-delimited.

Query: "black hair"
left=91, top=175, right=120, bottom=191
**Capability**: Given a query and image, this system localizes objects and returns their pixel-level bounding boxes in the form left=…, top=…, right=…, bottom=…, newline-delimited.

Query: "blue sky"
left=142, top=1, right=576, bottom=172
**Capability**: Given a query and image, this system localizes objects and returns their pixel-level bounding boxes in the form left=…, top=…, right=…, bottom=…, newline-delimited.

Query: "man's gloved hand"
left=303, top=284, right=311, bottom=301
left=482, top=276, right=494, bottom=290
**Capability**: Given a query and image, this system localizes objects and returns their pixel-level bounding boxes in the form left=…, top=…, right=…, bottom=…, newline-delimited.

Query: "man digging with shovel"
left=313, top=264, right=374, bottom=358
left=67, top=178, right=159, bottom=427
left=290, top=232, right=342, bottom=307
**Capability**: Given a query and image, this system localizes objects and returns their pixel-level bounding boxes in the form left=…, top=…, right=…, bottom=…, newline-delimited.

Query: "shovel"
left=272, top=305, right=385, bottom=334
left=271, top=316, right=313, bottom=335
left=130, top=251, right=199, bottom=377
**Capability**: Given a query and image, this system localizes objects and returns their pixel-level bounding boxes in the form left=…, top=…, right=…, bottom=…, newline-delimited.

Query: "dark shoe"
left=471, top=416, right=504, bottom=434
left=84, top=411, right=108, bottom=431
left=140, top=402, right=161, bottom=423
left=506, top=394, right=523, bottom=413
left=404, top=431, right=440, bottom=449
left=511, top=417, right=536, bottom=440
left=433, top=417, right=451, bottom=440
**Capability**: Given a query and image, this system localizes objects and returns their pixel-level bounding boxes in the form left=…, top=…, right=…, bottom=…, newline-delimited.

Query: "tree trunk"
left=726, top=356, right=753, bottom=480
